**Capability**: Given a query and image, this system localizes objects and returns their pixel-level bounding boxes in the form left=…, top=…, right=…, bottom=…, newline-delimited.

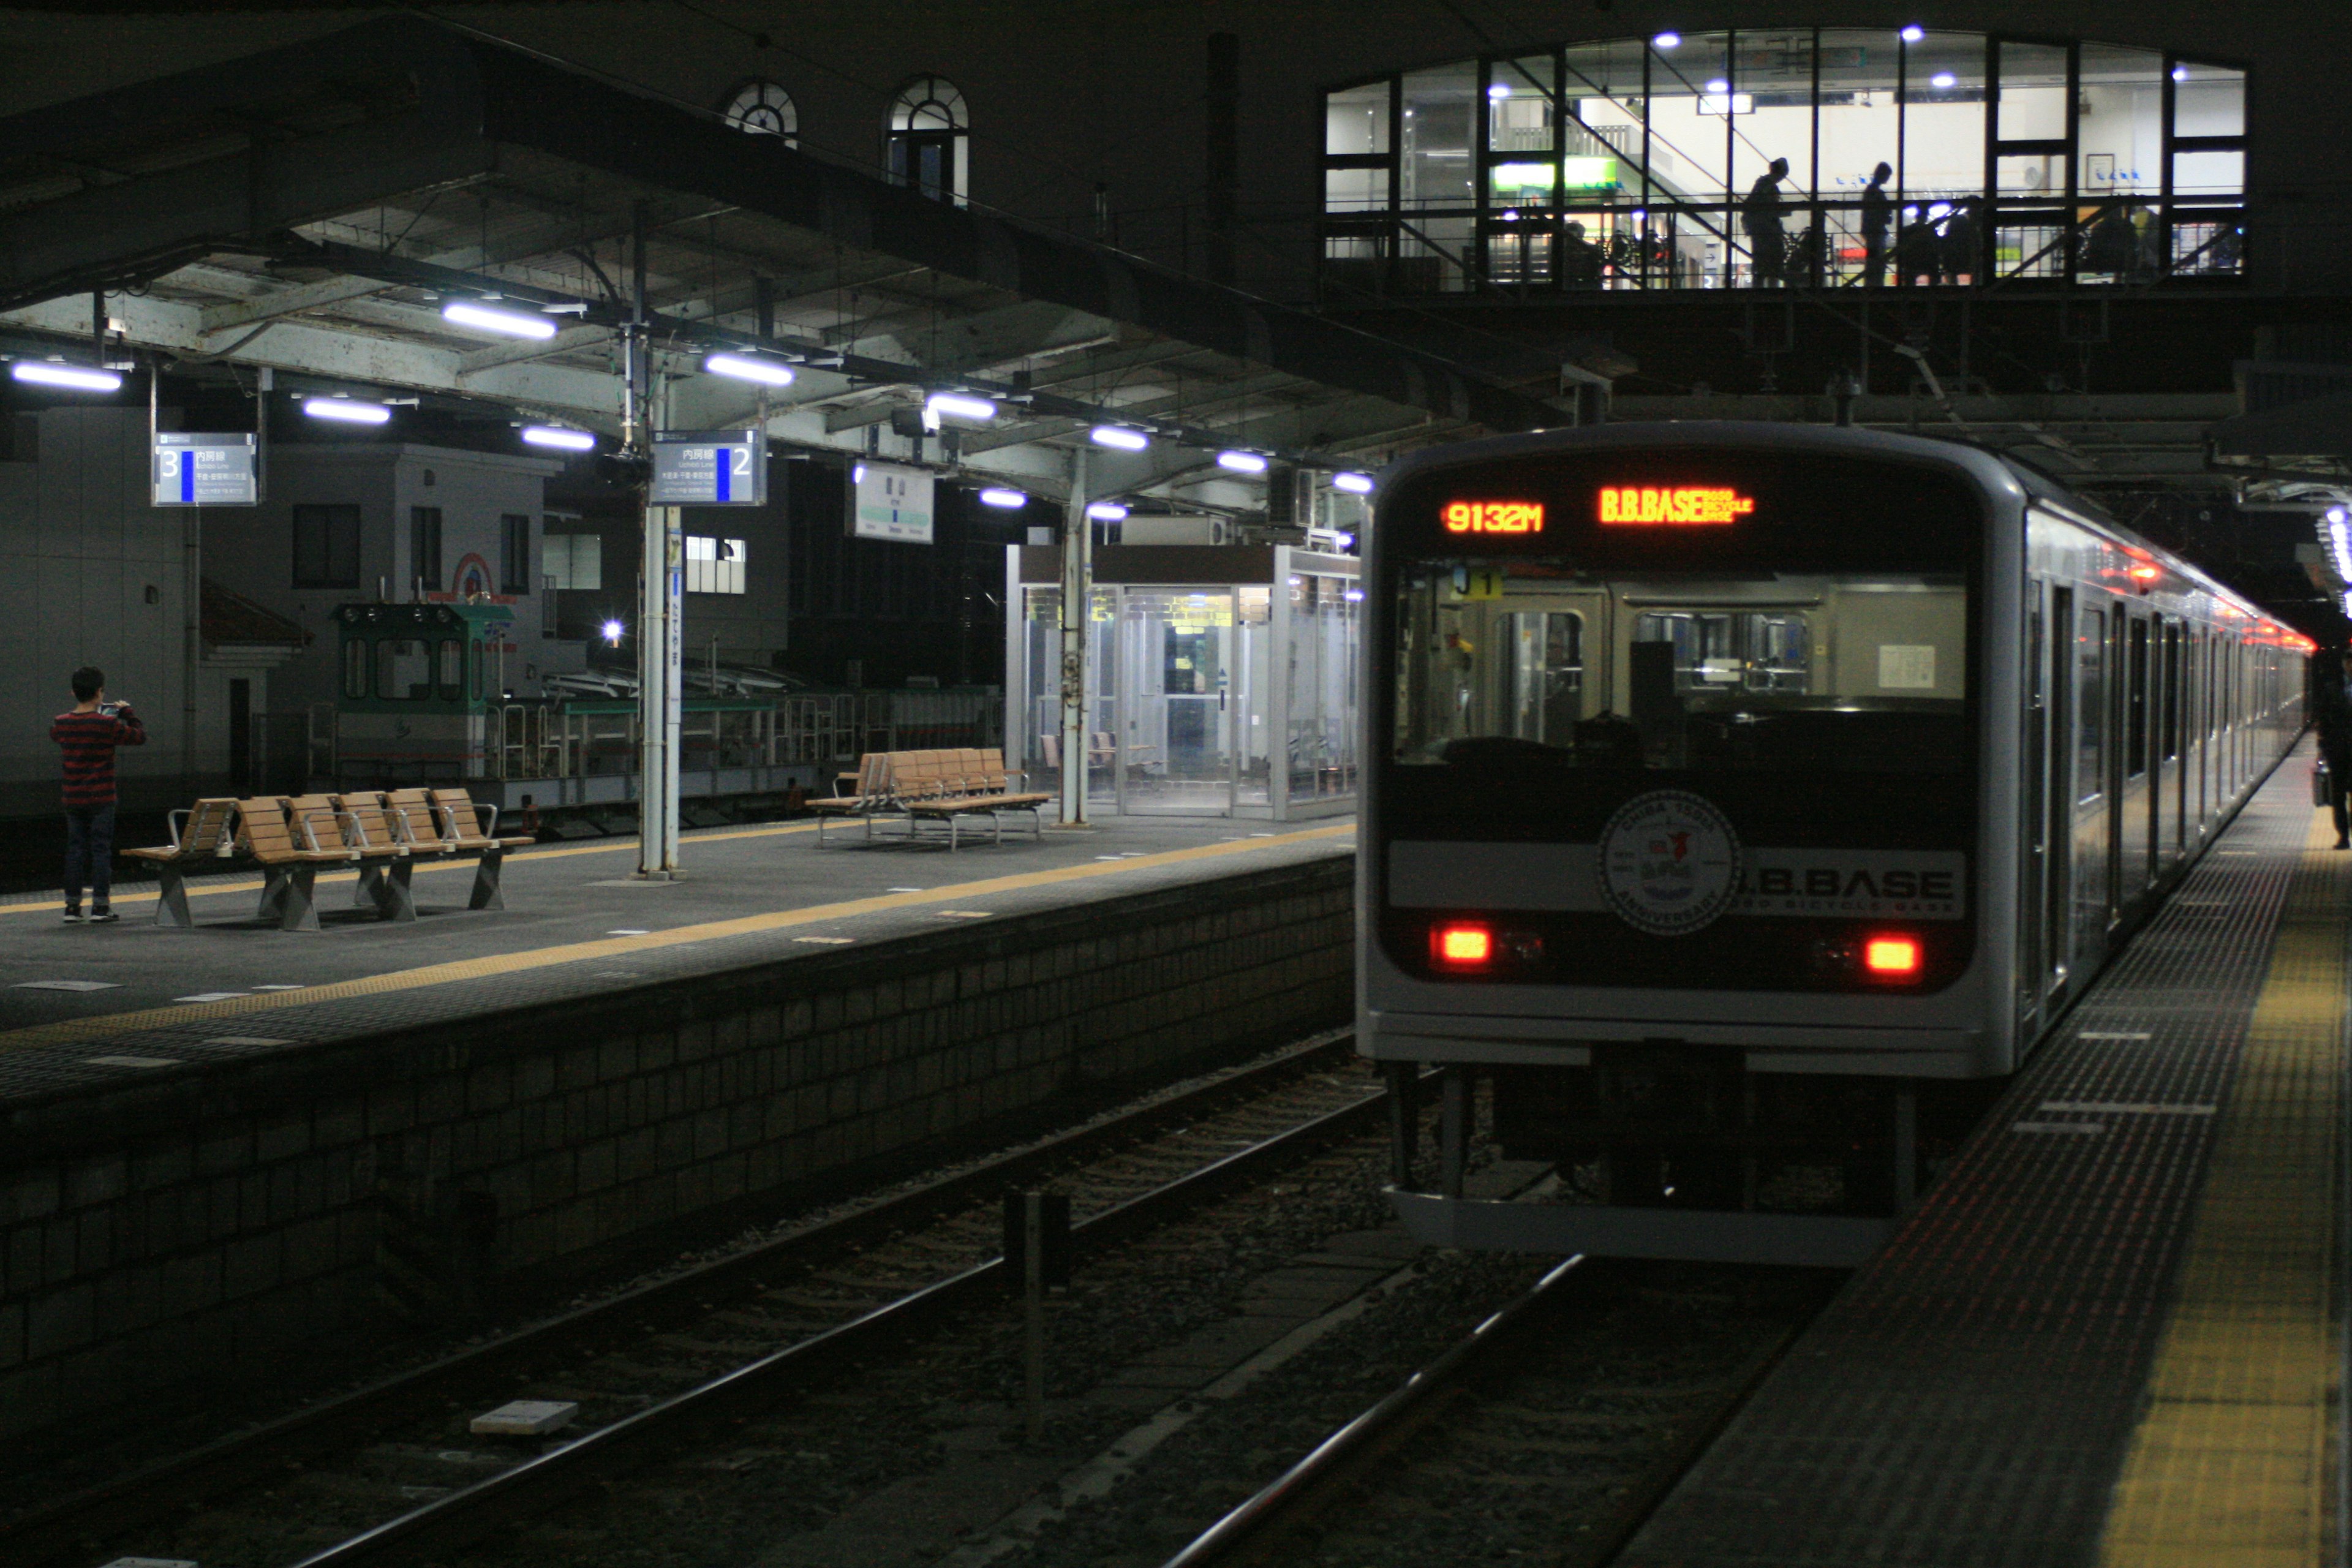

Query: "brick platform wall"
left=0, top=853, right=1351, bottom=1455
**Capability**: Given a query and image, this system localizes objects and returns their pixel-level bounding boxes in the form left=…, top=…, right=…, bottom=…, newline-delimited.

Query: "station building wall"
left=0, top=2, right=2345, bottom=301
left=0, top=405, right=230, bottom=819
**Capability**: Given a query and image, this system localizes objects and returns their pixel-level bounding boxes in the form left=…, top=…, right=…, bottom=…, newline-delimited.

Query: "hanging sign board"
left=850, top=461, right=936, bottom=543
left=151, top=432, right=258, bottom=506
left=649, top=429, right=767, bottom=506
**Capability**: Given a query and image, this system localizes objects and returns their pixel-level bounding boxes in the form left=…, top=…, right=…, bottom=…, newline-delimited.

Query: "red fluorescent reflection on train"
left=1864, top=936, right=1923, bottom=976
left=1597, top=486, right=1757, bottom=526
left=1433, top=921, right=1495, bottom=968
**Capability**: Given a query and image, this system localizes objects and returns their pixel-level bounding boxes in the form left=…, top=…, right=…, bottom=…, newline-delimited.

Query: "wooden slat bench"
left=122, top=797, right=241, bottom=928
left=426, top=788, right=534, bottom=910
left=811, top=752, right=899, bottom=843
left=334, top=792, right=431, bottom=921
left=900, top=748, right=1053, bottom=848
left=237, top=795, right=368, bottom=932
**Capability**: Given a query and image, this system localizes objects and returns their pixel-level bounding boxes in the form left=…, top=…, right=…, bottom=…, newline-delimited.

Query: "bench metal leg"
left=257, top=868, right=287, bottom=921
left=154, top=864, right=192, bottom=929
left=277, top=867, right=320, bottom=932
left=368, top=859, right=418, bottom=922
left=469, top=850, right=505, bottom=911
left=356, top=863, right=385, bottom=908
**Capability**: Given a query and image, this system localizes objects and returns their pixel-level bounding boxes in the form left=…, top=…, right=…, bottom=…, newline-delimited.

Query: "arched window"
left=722, top=79, right=797, bottom=143
left=888, top=76, right=968, bottom=203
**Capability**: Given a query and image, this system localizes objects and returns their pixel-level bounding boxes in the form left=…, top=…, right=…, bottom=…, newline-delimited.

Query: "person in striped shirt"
left=50, top=665, right=146, bottom=924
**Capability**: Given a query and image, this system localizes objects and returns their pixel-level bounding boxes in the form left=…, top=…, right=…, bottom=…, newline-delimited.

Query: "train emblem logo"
left=1596, top=791, right=1742, bottom=936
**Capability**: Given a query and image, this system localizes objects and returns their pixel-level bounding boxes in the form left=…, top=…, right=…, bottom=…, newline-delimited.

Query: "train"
left=1360, top=423, right=2311, bottom=1265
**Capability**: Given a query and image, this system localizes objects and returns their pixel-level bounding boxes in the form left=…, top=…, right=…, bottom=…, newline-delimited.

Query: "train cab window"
left=436, top=639, right=464, bottom=702
left=375, top=639, right=430, bottom=701
left=2078, top=609, right=2106, bottom=802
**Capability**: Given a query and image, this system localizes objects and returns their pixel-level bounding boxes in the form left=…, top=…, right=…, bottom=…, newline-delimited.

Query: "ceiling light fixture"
left=441, top=300, right=559, bottom=340
left=1216, top=450, right=1268, bottom=474
left=978, top=487, right=1027, bottom=508
left=1332, top=472, right=1375, bottom=494
left=1086, top=502, right=1129, bottom=521
left=303, top=398, right=392, bottom=424
left=926, top=391, right=998, bottom=423
left=1089, top=425, right=1150, bottom=451
left=521, top=426, right=597, bottom=451
left=9, top=361, right=122, bottom=391
left=1900, top=23, right=1926, bottom=42
left=704, top=352, right=797, bottom=386
left=1652, top=31, right=1681, bottom=49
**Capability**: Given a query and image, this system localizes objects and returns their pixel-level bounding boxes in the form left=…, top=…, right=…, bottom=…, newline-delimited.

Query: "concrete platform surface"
left=0, top=815, right=1354, bottom=1108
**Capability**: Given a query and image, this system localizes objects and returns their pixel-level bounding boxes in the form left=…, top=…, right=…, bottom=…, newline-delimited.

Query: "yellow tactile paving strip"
left=0, top=824, right=1352, bottom=1055
left=0, top=820, right=827, bottom=917
left=2098, top=809, right=2348, bottom=1567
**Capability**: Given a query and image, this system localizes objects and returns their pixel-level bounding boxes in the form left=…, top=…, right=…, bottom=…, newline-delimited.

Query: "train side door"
left=2074, top=601, right=2112, bottom=952
left=2021, top=585, right=2051, bottom=1016
left=2105, top=608, right=2128, bottom=931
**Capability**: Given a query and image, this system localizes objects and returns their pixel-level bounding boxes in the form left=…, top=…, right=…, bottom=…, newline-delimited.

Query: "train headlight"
left=1864, top=935, right=1923, bottom=976
left=1432, top=921, right=1495, bottom=970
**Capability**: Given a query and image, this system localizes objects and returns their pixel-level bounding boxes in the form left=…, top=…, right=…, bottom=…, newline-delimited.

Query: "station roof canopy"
left=0, top=18, right=1564, bottom=502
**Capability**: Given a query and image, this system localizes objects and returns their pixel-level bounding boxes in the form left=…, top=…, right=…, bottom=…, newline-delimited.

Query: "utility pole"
left=628, top=202, right=682, bottom=879
left=1058, top=447, right=1091, bottom=826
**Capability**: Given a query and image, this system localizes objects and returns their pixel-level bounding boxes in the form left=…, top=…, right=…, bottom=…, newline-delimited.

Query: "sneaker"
left=86, top=909, right=118, bottom=924
left=60, top=910, right=82, bottom=924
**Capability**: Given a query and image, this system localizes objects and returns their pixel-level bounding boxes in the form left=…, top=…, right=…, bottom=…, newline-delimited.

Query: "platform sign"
left=851, top=461, right=935, bottom=543
left=650, top=429, right=766, bottom=506
left=151, top=432, right=258, bottom=506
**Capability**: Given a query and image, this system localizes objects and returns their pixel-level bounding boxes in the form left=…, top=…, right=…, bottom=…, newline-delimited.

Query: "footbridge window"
left=1322, top=31, right=2244, bottom=295
left=889, top=76, right=969, bottom=204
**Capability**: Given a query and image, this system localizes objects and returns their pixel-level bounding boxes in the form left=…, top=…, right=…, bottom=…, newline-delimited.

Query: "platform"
left=1621, top=744, right=2345, bottom=1567
left=0, top=814, right=1351, bottom=1106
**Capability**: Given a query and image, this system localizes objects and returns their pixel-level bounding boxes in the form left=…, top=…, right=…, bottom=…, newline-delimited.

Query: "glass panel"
left=1644, top=31, right=1733, bottom=202
left=1325, top=166, right=1390, bottom=213
left=1023, top=585, right=1063, bottom=780
left=2077, top=200, right=2158, bottom=278
left=1562, top=38, right=1650, bottom=193
left=2173, top=63, right=2245, bottom=138
left=1396, top=213, right=1473, bottom=291
left=1730, top=29, right=1815, bottom=232
left=1400, top=62, right=1477, bottom=213
left=1904, top=34, right=1986, bottom=202
left=2169, top=211, right=2245, bottom=275
left=1289, top=575, right=1362, bottom=805
left=2173, top=148, right=2244, bottom=198
left=2078, top=43, right=2162, bottom=197
left=2078, top=607, right=2105, bottom=801
left=1994, top=213, right=2070, bottom=279
left=1817, top=29, right=1903, bottom=284
left=437, top=639, right=462, bottom=702
left=1996, top=40, right=2070, bottom=142
left=1326, top=80, right=1390, bottom=156
left=1994, top=149, right=2065, bottom=197
left=1504, top=609, right=1585, bottom=741
left=1489, top=55, right=1556, bottom=153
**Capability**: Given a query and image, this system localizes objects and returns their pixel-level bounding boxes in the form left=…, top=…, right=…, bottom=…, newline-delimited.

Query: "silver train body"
left=1359, top=424, right=2307, bottom=1265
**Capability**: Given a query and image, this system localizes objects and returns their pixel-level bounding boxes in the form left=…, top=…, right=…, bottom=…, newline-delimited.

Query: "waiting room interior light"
left=978, top=487, right=1027, bottom=508
left=2171, top=65, right=2190, bottom=81
left=303, top=398, right=391, bottom=424
left=9, top=361, right=122, bottom=391
left=1085, top=501, right=1129, bottom=521
left=1487, top=83, right=1512, bottom=99
left=1705, top=78, right=1730, bottom=92
left=1332, top=472, right=1375, bottom=494
left=601, top=619, right=625, bottom=646
left=926, top=391, right=998, bottom=423
left=1652, top=31, right=1681, bottom=49
left=1900, top=24, right=1926, bottom=42
left=1864, top=935, right=1923, bottom=974
left=703, top=352, right=797, bottom=386
left=1931, top=72, right=1957, bottom=88
left=441, top=300, right=559, bottom=340
left=521, top=426, right=596, bottom=451
left=1089, top=425, right=1150, bottom=451
left=1216, top=450, right=1268, bottom=474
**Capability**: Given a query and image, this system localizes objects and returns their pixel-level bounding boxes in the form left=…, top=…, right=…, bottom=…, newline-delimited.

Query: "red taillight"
left=1433, top=921, right=1494, bottom=969
left=1864, top=935, right=1922, bottom=976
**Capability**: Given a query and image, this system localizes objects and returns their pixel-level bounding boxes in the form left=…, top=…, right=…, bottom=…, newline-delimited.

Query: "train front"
left=1360, top=426, right=2013, bottom=1265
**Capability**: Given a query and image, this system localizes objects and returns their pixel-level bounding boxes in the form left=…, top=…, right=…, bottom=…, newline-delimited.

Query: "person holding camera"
left=50, top=665, right=146, bottom=923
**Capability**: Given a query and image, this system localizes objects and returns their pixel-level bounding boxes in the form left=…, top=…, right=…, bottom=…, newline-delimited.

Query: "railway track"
left=5, top=1029, right=1398, bottom=1568
left=1156, top=1253, right=1839, bottom=1568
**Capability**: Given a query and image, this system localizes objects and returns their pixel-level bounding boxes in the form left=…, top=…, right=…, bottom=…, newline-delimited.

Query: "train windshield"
left=1392, top=567, right=1969, bottom=774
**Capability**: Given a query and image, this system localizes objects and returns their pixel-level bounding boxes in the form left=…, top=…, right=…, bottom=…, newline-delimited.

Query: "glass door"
left=1120, top=589, right=1235, bottom=815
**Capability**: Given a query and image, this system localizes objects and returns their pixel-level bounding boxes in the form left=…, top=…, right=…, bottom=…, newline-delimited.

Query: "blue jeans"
left=64, top=804, right=115, bottom=909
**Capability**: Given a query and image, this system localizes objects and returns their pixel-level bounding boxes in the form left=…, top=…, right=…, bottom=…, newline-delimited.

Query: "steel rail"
left=1155, top=1253, right=1587, bottom=1568
left=270, top=1046, right=1407, bottom=1567
left=2, top=1028, right=1360, bottom=1568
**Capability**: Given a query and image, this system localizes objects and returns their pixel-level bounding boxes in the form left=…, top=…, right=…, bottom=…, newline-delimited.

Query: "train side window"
left=377, top=639, right=430, bottom=701
left=342, top=638, right=369, bottom=700
left=2078, top=608, right=2106, bottom=802
left=2125, top=617, right=2149, bottom=778
left=437, top=639, right=464, bottom=702
left=2161, top=625, right=2180, bottom=761
left=1504, top=610, right=1582, bottom=744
